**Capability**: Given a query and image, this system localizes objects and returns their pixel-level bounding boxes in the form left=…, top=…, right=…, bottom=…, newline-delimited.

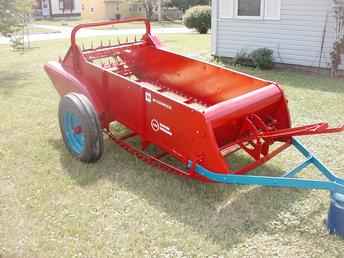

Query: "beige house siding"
left=81, top=0, right=182, bottom=21
left=81, top=0, right=107, bottom=20
left=82, top=0, right=146, bottom=20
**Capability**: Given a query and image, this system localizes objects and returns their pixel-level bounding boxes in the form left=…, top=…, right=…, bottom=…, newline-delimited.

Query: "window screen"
left=238, top=0, right=261, bottom=16
left=64, top=0, right=74, bottom=10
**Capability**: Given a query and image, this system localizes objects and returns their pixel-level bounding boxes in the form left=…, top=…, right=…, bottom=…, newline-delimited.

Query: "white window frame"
left=59, top=0, right=64, bottom=10
left=219, top=0, right=234, bottom=18
left=264, top=0, right=281, bottom=20
left=235, top=0, right=264, bottom=20
left=219, top=0, right=280, bottom=20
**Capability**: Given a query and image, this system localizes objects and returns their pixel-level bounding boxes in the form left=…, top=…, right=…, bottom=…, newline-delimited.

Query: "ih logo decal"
left=150, top=119, right=172, bottom=136
left=145, top=92, right=152, bottom=103
left=151, top=119, right=160, bottom=132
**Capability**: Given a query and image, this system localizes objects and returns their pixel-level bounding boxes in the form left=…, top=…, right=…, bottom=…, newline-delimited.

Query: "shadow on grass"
left=49, top=138, right=105, bottom=186
left=50, top=138, right=309, bottom=250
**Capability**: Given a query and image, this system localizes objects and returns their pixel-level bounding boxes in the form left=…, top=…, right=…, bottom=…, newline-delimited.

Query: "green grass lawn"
left=31, top=28, right=57, bottom=34
left=27, top=25, right=60, bottom=34
left=0, top=33, right=344, bottom=258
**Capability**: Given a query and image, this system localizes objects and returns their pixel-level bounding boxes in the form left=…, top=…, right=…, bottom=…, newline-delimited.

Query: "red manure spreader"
left=45, top=18, right=344, bottom=236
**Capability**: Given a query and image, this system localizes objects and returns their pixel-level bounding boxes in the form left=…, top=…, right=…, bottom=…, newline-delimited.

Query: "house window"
left=237, top=0, right=261, bottom=17
left=59, top=0, right=64, bottom=10
left=59, top=0, right=74, bottom=10
left=219, top=0, right=281, bottom=20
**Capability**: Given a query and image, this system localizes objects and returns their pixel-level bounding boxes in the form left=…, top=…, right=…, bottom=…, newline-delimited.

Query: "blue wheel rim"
left=63, top=112, right=85, bottom=154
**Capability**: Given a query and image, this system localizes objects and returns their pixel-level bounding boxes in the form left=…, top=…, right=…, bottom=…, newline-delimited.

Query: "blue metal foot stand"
left=190, top=138, right=344, bottom=237
left=328, top=192, right=344, bottom=236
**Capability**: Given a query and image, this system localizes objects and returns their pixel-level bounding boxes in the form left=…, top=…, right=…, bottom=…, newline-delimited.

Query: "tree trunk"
left=144, top=0, right=153, bottom=20
left=158, top=0, right=162, bottom=21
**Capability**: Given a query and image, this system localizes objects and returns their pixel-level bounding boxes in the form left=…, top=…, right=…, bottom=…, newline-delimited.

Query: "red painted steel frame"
left=70, top=18, right=151, bottom=47
left=45, top=18, right=344, bottom=181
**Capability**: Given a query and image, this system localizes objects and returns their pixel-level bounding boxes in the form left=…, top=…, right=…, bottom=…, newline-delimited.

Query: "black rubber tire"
left=58, top=93, right=104, bottom=163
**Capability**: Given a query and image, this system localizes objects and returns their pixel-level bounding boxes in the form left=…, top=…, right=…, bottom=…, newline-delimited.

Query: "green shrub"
left=233, top=48, right=274, bottom=69
left=251, top=48, right=274, bottom=69
left=233, top=49, right=255, bottom=67
left=183, top=5, right=211, bottom=34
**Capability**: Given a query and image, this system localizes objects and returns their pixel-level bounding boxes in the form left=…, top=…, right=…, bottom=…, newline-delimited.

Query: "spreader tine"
left=134, top=35, right=137, bottom=42
left=113, top=56, right=118, bottom=65
left=115, top=56, right=120, bottom=65
left=126, top=36, right=129, bottom=43
left=117, top=37, right=121, bottom=45
left=91, top=41, right=94, bottom=49
left=108, top=39, right=111, bottom=46
left=100, top=40, right=103, bottom=48
left=82, top=43, right=85, bottom=51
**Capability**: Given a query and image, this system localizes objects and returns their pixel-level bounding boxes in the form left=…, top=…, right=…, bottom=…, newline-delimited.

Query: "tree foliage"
left=0, top=0, right=32, bottom=36
left=183, top=5, right=211, bottom=34
left=330, top=0, right=344, bottom=77
left=167, top=0, right=210, bottom=11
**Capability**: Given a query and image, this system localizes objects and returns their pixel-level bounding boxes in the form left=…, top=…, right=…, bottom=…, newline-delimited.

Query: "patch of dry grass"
left=0, top=33, right=344, bottom=258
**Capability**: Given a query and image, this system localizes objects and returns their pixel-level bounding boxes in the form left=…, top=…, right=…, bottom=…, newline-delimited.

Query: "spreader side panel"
left=105, top=73, right=145, bottom=133
left=142, top=89, right=229, bottom=174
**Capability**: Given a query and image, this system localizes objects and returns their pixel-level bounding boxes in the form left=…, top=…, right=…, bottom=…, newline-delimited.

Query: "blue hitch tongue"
left=189, top=138, right=344, bottom=237
left=328, top=192, right=344, bottom=237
